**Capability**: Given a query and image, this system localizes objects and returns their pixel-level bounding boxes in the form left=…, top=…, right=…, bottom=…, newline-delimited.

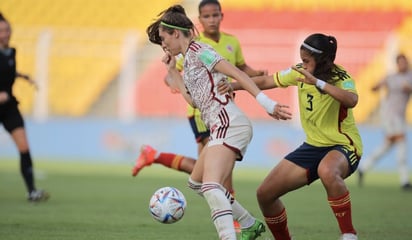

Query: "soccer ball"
left=149, top=186, right=187, bottom=224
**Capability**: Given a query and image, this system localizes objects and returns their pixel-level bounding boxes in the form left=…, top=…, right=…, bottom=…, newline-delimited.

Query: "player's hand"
left=258, top=69, right=268, bottom=76
left=18, top=73, right=38, bottom=90
left=0, top=92, right=9, bottom=104
left=292, top=65, right=316, bottom=85
left=269, top=104, right=292, bottom=120
left=162, top=51, right=176, bottom=71
left=402, top=82, right=412, bottom=94
left=27, top=77, right=38, bottom=90
left=217, top=80, right=234, bottom=99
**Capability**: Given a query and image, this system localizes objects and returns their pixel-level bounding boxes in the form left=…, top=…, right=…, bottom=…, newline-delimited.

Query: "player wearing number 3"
left=232, top=33, right=363, bottom=240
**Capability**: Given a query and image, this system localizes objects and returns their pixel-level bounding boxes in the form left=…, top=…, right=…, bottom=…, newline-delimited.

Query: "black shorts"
left=188, top=114, right=210, bottom=143
left=0, top=102, right=24, bottom=133
left=285, top=142, right=360, bottom=184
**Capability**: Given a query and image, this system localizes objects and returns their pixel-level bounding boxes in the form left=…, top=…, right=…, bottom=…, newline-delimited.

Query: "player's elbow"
left=344, top=93, right=358, bottom=108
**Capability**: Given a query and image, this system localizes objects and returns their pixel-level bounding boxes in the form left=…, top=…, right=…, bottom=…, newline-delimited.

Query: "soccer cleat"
left=401, top=183, right=412, bottom=191
left=28, top=189, right=50, bottom=202
left=240, top=219, right=266, bottom=240
left=234, top=220, right=241, bottom=233
left=340, top=233, right=358, bottom=240
left=132, top=145, right=157, bottom=176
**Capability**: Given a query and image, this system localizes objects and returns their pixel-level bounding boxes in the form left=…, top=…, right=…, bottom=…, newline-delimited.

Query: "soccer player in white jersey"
left=146, top=4, right=292, bottom=240
left=358, top=53, right=412, bottom=190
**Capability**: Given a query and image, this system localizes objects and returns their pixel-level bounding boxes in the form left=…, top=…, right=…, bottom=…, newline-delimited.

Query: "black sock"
left=20, top=151, right=35, bottom=193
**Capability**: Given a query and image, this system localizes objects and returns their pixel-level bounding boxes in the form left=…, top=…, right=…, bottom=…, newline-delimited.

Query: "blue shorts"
left=188, top=115, right=210, bottom=143
left=285, top=142, right=361, bottom=184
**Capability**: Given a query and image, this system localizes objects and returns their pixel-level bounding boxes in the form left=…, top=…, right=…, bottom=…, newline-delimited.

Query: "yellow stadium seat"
left=1, top=0, right=181, bottom=117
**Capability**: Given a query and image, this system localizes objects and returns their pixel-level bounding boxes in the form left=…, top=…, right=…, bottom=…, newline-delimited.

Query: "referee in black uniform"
left=0, top=13, right=49, bottom=202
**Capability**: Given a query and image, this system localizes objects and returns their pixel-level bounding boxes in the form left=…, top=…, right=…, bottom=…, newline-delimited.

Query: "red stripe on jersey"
left=206, top=69, right=231, bottom=106
left=217, top=108, right=229, bottom=139
left=337, top=105, right=361, bottom=159
left=188, top=41, right=201, bottom=52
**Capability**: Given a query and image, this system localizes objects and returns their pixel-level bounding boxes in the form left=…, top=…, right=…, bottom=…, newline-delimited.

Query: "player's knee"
left=256, top=184, right=273, bottom=205
left=318, top=165, right=342, bottom=184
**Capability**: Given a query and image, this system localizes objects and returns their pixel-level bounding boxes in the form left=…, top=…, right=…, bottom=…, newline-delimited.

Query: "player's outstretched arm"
left=17, top=71, right=38, bottom=90
left=231, top=75, right=276, bottom=91
left=215, top=60, right=291, bottom=120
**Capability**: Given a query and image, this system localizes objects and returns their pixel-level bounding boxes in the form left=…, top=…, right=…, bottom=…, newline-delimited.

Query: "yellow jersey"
left=274, top=65, right=363, bottom=156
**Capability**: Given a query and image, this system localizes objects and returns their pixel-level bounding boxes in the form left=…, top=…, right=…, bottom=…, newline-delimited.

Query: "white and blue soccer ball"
left=149, top=186, right=187, bottom=224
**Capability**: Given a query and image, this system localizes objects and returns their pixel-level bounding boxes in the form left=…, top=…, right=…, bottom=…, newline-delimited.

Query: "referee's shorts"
left=0, top=102, right=25, bottom=133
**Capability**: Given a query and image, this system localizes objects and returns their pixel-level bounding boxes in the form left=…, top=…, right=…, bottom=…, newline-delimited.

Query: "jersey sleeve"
left=334, top=66, right=358, bottom=94
left=197, top=46, right=223, bottom=72
left=273, top=66, right=301, bottom=88
left=338, top=78, right=358, bottom=94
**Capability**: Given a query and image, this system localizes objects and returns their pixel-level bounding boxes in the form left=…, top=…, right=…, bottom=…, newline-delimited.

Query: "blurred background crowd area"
left=1, top=0, right=412, bottom=123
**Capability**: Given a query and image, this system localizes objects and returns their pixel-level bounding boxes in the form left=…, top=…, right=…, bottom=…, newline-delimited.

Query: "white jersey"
left=183, top=41, right=232, bottom=128
left=380, top=70, right=412, bottom=135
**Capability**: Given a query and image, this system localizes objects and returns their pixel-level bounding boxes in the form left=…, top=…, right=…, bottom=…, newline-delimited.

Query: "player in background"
left=133, top=0, right=266, bottom=198
left=0, top=13, right=49, bottom=202
left=232, top=33, right=362, bottom=240
left=358, top=53, right=412, bottom=190
left=146, top=4, right=291, bottom=239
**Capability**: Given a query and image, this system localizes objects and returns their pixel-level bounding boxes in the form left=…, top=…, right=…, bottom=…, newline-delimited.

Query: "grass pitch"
left=1, top=159, right=411, bottom=240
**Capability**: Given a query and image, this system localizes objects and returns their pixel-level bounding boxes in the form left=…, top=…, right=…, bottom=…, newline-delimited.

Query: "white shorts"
left=382, top=115, right=406, bottom=136
left=207, top=103, right=253, bottom=161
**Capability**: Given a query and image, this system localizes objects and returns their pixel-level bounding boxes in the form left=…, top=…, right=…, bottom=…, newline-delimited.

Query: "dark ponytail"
left=301, top=33, right=338, bottom=82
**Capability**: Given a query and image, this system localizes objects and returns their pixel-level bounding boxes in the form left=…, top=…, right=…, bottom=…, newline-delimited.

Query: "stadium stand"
left=135, top=7, right=412, bottom=122
left=0, top=0, right=181, bottom=116
left=1, top=0, right=411, bottom=122
left=218, top=1, right=412, bottom=122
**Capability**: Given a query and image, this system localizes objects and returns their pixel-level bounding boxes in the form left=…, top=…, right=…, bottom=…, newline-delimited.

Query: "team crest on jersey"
left=226, top=44, right=233, bottom=53
left=199, top=49, right=215, bottom=67
left=343, top=80, right=354, bottom=90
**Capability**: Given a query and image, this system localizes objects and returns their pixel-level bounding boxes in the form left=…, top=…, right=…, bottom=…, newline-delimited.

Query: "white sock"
left=222, top=188, right=255, bottom=228
left=396, top=141, right=410, bottom=185
left=202, top=182, right=236, bottom=240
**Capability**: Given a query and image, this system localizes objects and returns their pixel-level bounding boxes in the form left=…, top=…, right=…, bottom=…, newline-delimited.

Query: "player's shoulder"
left=220, top=32, right=240, bottom=42
left=333, top=64, right=353, bottom=81
left=188, top=41, right=208, bottom=54
left=0, top=47, right=16, bottom=57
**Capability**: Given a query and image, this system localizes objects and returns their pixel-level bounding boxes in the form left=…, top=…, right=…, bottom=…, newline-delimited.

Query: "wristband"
left=316, top=79, right=326, bottom=90
left=256, top=92, right=277, bottom=113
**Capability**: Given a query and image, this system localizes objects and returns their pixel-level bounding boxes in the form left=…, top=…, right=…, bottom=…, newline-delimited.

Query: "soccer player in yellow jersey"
left=133, top=0, right=265, bottom=191
left=232, top=33, right=363, bottom=240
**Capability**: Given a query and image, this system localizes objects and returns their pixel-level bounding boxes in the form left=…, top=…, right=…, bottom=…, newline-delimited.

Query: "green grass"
left=1, top=159, right=412, bottom=240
